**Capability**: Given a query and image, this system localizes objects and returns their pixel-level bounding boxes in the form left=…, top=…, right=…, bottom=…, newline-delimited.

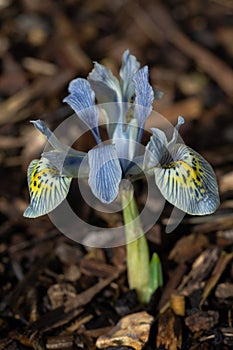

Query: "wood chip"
left=47, top=283, right=77, bottom=309
left=217, top=27, right=233, bottom=58
left=9, top=249, right=54, bottom=313
left=220, top=327, right=233, bottom=346
left=66, top=314, right=93, bottom=333
left=22, top=57, right=58, bottom=76
left=46, top=335, right=73, bottom=349
left=192, top=214, right=233, bottom=234
left=200, top=251, right=233, bottom=306
left=63, top=264, right=81, bottom=282
left=82, top=326, right=113, bottom=339
left=146, top=2, right=233, bottom=97
left=156, top=309, right=182, bottom=350
left=169, top=233, right=209, bottom=264
left=157, top=97, right=203, bottom=123
left=96, top=311, right=154, bottom=350
left=185, top=310, right=219, bottom=333
left=178, top=247, right=220, bottom=297
left=157, top=263, right=187, bottom=313
left=0, top=136, right=24, bottom=149
left=215, top=283, right=233, bottom=299
left=170, top=293, right=185, bottom=316
left=64, top=267, right=125, bottom=312
left=220, top=171, right=233, bottom=193
left=0, top=70, right=74, bottom=124
left=216, top=229, right=233, bottom=246
left=79, top=259, right=117, bottom=278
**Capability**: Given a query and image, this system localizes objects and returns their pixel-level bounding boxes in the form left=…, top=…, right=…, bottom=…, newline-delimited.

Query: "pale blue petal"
left=63, top=78, right=101, bottom=143
left=88, top=63, right=122, bottom=137
left=133, top=66, right=154, bottom=141
left=42, top=150, right=89, bottom=178
left=168, top=116, right=185, bottom=150
left=143, top=128, right=168, bottom=171
left=23, top=158, right=72, bottom=218
left=112, top=113, right=138, bottom=164
left=120, top=50, right=140, bottom=101
left=144, top=116, right=185, bottom=172
left=88, top=62, right=121, bottom=104
left=88, top=144, right=122, bottom=203
left=153, top=144, right=220, bottom=215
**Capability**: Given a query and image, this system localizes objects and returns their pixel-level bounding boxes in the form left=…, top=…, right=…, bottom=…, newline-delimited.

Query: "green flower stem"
left=121, top=187, right=151, bottom=304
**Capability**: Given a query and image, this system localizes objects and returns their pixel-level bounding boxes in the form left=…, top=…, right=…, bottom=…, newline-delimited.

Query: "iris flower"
left=24, top=50, right=219, bottom=219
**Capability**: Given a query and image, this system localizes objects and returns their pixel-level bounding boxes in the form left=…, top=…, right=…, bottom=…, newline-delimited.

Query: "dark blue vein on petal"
left=63, top=78, right=101, bottom=143
left=88, top=144, right=122, bottom=204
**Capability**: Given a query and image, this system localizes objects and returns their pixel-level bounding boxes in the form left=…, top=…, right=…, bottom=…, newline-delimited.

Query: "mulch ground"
left=0, top=1, right=232, bottom=349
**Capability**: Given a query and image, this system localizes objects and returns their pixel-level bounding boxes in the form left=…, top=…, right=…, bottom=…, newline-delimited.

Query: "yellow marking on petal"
left=30, top=167, right=58, bottom=192
left=24, top=158, right=72, bottom=218
left=153, top=144, right=219, bottom=215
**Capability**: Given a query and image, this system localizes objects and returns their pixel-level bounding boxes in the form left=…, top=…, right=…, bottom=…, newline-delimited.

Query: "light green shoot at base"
left=121, top=186, right=163, bottom=304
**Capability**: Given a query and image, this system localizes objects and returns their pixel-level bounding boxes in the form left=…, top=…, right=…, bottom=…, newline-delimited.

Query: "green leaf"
left=149, top=252, right=163, bottom=293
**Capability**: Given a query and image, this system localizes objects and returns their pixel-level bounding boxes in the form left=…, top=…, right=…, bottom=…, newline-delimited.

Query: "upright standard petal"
left=133, top=66, right=154, bottom=141
left=63, top=78, right=101, bottom=144
left=88, top=144, right=122, bottom=204
left=88, top=63, right=122, bottom=138
left=88, top=62, right=121, bottom=104
left=153, top=144, right=220, bottom=215
left=23, top=157, right=72, bottom=218
left=120, top=50, right=140, bottom=102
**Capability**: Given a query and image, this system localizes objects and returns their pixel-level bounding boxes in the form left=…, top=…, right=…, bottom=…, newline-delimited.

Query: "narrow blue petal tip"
left=178, top=116, right=185, bottom=125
